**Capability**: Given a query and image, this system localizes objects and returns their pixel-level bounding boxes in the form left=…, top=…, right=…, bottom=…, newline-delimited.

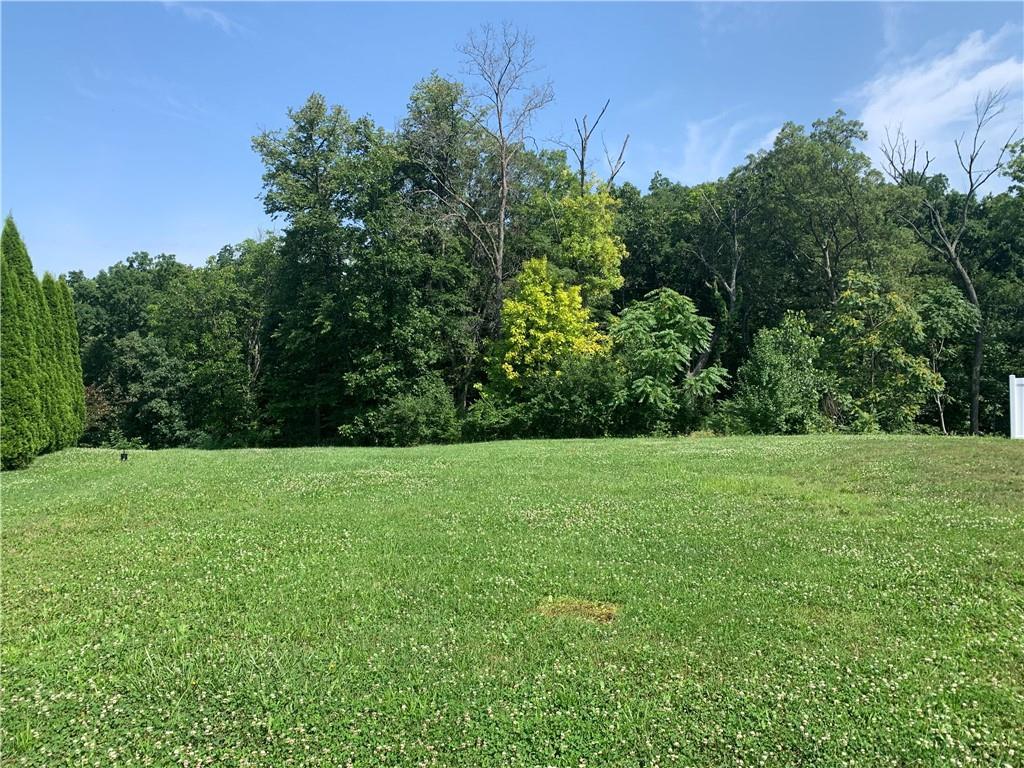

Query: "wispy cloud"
left=852, top=25, right=1023, bottom=186
left=672, top=110, right=779, bottom=184
left=878, top=3, right=907, bottom=63
left=752, top=124, right=781, bottom=154
left=696, top=2, right=776, bottom=45
left=621, top=108, right=780, bottom=188
left=163, top=2, right=247, bottom=36
left=74, top=66, right=209, bottom=123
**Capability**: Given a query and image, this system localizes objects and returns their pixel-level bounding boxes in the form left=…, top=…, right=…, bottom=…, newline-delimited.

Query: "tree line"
left=1, top=217, right=86, bottom=468
left=60, top=27, right=1023, bottom=448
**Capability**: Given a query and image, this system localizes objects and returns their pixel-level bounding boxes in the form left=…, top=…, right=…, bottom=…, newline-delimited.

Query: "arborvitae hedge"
left=42, top=273, right=75, bottom=448
left=1, top=217, right=85, bottom=469
left=59, top=278, right=87, bottom=441
left=9, top=218, right=51, bottom=453
left=37, top=274, right=63, bottom=450
left=1, top=247, right=39, bottom=468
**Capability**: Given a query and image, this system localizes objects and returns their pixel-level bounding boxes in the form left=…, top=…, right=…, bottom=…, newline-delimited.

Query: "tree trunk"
left=931, top=352, right=948, bottom=435
left=970, top=327, right=983, bottom=435
left=691, top=283, right=736, bottom=377
left=823, top=246, right=837, bottom=304
left=494, top=151, right=508, bottom=334
left=951, top=256, right=982, bottom=435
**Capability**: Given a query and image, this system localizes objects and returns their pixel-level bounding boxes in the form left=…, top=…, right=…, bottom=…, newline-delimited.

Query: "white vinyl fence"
left=1012, top=375, right=1024, bottom=439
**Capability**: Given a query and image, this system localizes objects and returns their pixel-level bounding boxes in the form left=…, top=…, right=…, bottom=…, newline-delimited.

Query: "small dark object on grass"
left=120, top=450, right=128, bottom=462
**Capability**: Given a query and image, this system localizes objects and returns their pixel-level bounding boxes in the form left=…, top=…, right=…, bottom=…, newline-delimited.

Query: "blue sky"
left=3, top=2, right=1022, bottom=277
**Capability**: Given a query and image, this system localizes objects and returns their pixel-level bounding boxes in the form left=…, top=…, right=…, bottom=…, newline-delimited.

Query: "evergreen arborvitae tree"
left=1, top=218, right=44, bottom=468
left=42, top=273, right=77, bottom=448
left=5, top=218, right=55, bottom=453
left=37, top=273, right=65, bottom=450
left=58, top=278, right=86, bottom=442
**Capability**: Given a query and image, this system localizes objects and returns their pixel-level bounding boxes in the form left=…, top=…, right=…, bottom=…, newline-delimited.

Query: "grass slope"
left=2, top=436, right=1023, bottom=766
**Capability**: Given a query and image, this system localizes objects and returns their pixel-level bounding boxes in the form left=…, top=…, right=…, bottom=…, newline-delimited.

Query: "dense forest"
left=55, top=28, right=1024, bottom=448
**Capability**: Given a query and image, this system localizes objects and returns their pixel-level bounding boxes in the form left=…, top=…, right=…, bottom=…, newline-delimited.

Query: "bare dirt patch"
left=537, top=597, right=619, bottom=623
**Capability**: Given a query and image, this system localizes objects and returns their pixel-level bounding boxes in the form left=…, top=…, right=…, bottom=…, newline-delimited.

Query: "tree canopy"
left=13, top=26, right=1017, bottom=456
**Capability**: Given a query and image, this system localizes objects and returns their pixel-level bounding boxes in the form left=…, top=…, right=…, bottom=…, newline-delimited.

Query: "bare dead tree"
left=559, top=99, right=610, bottom=194
left=459, top=23, right=554, bottom=326
left=558, top=100, right=630, bottom=191
left=604, top=133, right=630, bottom=187
left=880, top=89, right=1018, bottom=434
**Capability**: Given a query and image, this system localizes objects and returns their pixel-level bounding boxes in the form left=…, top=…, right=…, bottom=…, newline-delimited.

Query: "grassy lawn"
left=2, top=436, right=1023, bottom=766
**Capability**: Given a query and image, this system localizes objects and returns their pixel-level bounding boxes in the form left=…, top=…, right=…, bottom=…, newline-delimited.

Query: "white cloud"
left=670, top=111, right=778, bottom=184
left=618, top=110, right=780, bottom=188
left=853, top=25, right=1023, bottom=188
left=163, top=2, right=247, bottom=36
left=752, top=124, right=781, bottom=154
left=878, top=3, right=906, bottom=63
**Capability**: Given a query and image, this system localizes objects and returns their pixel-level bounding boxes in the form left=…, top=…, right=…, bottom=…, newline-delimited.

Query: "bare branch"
left=604, top=133, right=629, bottom=186
left=880, top=124, right=932, bottom=184
left=880, top=89, right=1016, bottom=434
left=560, top=99, right=611, bottom=193
left=458, top=23, right=554, bottom=329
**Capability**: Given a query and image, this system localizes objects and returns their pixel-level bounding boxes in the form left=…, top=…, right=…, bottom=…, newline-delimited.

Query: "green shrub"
left=99, top=427, right=147, bottom=450
left=465, top=351, right=623, bottom=441
left=524, top=351, right=623, bottom=438
left=725, top=312, right=830, bottom=434
left=340, top=373, right=460, bottom=447
left=462, top=391, right=522, bottom=442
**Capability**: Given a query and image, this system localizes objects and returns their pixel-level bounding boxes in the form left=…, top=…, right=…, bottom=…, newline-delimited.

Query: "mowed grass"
left=2, top=436, right=1023, bottom=767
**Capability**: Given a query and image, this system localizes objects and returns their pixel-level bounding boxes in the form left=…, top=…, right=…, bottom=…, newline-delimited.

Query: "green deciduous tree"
left=337, top=213, right=472, bottom=442
left=68, top=252, right=190, bottom=446
left=252, top=93, right=372, bottom=441
left=826, top=272, right=942, bottom=432
left=105, top=332, right=192, bottom=448
left=761, top=112, right=884, bottom=306
left=917, top=286, right=980, bottom=434
left=881, top=92, right=1017, bottom=434
left=684, top=160, right=763, bottom=371
left=148, top=262, right=257, bottom=445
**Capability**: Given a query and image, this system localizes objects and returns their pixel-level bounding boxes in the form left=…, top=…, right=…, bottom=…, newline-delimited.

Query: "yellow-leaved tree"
left=552, top=184, right=627, bottom=312
left=489, top=257, right=606, bottom=386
